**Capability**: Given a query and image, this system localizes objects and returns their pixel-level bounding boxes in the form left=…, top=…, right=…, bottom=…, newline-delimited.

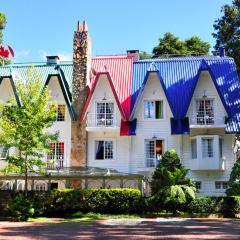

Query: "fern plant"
left=150, top=149, right=196, bottom=213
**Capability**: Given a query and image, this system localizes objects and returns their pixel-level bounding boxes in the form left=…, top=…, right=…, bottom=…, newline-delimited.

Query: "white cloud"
left=39, top=50, right=72, bottom=61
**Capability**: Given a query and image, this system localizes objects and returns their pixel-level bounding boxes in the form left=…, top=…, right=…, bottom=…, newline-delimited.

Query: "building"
left=0, top=21, right=240, bottom=195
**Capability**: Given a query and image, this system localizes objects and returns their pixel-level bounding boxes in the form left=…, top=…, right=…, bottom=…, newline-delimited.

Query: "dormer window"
left=144, top=100, right=163, bottom=119
left=57, top=104, right=65, bottom=121
left=96, top=102, right=114, bottom=127
left=196, top=98, right=214, bottom=125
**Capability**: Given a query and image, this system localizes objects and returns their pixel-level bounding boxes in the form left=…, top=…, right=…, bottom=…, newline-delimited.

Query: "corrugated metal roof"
left=91, top=56, right=133, bottom=119
left=131, top=56, right=240, bottom=133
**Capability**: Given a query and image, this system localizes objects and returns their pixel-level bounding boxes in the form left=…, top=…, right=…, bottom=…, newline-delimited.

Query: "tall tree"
left=0, top=12, right=7, bottom=43
left=152, top=32, right=210, bottom=58
left=213, top=0, right=240, bottom=75
left=0, top=69, right=57, bottom=194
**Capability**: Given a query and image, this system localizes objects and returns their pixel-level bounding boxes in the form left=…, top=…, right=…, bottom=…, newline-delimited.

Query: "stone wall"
left=70, top=21, right=90, bottom=167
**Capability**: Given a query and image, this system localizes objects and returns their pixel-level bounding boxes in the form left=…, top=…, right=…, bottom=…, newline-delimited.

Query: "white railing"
left=86, top=113, right=117, bottom=127
left=190, top=115, right=225, bottom=126
left=46, top=160, right=64, bottom=169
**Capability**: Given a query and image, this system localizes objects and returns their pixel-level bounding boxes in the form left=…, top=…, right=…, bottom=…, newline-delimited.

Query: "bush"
left=221, top=196, right=240, bottom=217
left=8, top=193, right=35, bottom=221
left=187, top=197, right=223, bottom=214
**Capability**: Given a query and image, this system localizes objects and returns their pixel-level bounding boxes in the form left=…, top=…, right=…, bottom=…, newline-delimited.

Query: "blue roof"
left=131, top=56, right=240, bottom=133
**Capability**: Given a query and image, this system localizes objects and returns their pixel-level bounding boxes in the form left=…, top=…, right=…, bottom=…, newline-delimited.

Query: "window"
left=47, top=142, right=64, bottom=168
left=215, top=181, right=228, bottom=190
left=96, top=102, right=114, bottom=126
left=57, top=105, right=65, bottom=121
left=144, top=100, right=163, bottom=119
left=0, top=147, right=9, bottom=159
left=202, top=138, right=214, bottom=158
left=191, top=139, right=197, bottom=159
left=194, top=181, right=202, bottom=191
left=196, top=98, right=214, bottom=125
left=95, top=140, right=113, bottom=160
left=35, top=184, right=46, bottom=191
left=219, top=138, right=223, bottom=158
left=145, top=139, right=164, bottom=167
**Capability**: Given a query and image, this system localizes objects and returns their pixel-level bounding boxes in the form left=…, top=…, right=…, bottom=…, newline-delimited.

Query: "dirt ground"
left=0, top=218, right=239, bottom=240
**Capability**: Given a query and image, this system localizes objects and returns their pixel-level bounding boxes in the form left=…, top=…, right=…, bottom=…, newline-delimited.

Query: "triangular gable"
left=80, top=72, right=127, bottom=122
left=44, top=74, right=76, bottom=120
left=0, top=76, right=21, bottom=106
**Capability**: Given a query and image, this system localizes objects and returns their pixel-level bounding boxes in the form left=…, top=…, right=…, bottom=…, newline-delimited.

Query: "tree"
left=213, top=0, right=240, bottom=75
left=150, top=149, right=195, bottom=213
left=139, top=51, right=153, bottom=60
left=226, top=157, right=240, bottom=196
left=152, top=32, right=210, bottom=58
left=0, top=68, right=57, bottom=194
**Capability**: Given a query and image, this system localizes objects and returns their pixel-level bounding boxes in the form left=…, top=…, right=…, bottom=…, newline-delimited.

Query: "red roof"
left=90, top=55, right=133, bottom=119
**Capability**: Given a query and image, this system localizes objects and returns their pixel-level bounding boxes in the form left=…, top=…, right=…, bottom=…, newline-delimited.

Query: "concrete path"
left=0, top=218, right=239, bottom=240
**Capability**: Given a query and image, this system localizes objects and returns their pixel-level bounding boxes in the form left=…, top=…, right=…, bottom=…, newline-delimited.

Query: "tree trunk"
left=24, top=155, right=28, bottom=196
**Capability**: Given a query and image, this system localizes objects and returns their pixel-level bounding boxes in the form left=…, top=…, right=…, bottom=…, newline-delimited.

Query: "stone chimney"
left=70, top=20, right=91, bottom=167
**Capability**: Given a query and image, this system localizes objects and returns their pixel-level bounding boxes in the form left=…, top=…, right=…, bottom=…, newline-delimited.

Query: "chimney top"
left=83, top=20, right=88, bottom=32
left=46, top=56, right=60, bottom=65
left=127, top=50, right=140, bottom=61
left=77, top=21, right=83, bottom=32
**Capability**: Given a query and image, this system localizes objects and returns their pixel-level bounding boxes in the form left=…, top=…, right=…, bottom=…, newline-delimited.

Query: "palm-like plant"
left=150, top=149, right=195, bottom=213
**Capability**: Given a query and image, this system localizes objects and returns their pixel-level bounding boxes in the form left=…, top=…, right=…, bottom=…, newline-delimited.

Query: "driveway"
left=0, top=218, right=239, bottom=240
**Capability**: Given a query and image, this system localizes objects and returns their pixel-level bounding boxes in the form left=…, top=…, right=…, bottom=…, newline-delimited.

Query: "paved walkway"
left=0, top=218, right=239, bottom=240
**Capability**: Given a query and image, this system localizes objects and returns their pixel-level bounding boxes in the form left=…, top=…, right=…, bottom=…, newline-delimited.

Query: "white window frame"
left=194, top=97, right=216, bottom=125
left=47, top=142, right=65, bottom=168
left=95, top=101, right=115, bottom=127
left=215, top=181, right=228, bottom=190
left=145, top=138, right=165, bottom=168
left=94, top=139, right=115, bottom=161
left=143, top=99, right=165, bottom=120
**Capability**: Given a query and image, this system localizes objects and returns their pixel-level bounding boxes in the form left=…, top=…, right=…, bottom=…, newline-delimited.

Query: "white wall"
left=131, top=72, right=181, bottom=174
left=46, top=76, right=72, bottom=167
left=86, top=74, right=131, bottom=173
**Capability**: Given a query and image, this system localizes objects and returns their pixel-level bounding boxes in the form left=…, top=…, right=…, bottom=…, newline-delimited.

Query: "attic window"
left=144, top=100, right=163, bottom=119
left=57, top=105, right=65, bottom=121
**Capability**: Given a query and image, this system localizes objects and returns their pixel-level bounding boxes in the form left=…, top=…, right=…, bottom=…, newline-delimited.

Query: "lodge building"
left=0, top=21, right=240, bottom=195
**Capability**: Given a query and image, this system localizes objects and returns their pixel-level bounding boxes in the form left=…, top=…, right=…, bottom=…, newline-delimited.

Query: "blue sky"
left=1, top=0, right=232, bottom=63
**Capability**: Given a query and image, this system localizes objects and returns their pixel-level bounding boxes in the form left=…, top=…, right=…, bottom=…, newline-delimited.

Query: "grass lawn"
left=28, top=212, right=141, bottom=223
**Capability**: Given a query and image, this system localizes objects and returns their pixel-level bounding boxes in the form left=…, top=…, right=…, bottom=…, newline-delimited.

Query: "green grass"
left=28, top=212, right=141, bottom=223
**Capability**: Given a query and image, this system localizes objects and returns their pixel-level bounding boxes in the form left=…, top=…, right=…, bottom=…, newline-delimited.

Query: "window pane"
left=95, top=141, right=104, bottom=160
left=219, top=138, right=223, bottom=158
left=47, top=143, right=55, bottom=160
left=96, top=103, right=114, bottom=126
left=155, top=101, right=163, bottom=119
left=144, top=101, right=154, bottom=119
left=215, top=181, right=221, bottom=189
left=156, top=140, right=163, bottom=160
left=196, top=99, right=214, bottom=125
left=191, top=139, right=197, bottom=159
left=202, top=138, right=213, bottom=158
left=0, top=147, right=9, bottom=159
left=57, top=105, right=65, bottom=121
left=56, top=142, right=64, bottom=160
left=104, top=141, right=113, bottom=159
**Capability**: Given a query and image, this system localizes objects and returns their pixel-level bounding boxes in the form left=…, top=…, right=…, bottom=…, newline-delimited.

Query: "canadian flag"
left=0, top=44, right=14, bottom=59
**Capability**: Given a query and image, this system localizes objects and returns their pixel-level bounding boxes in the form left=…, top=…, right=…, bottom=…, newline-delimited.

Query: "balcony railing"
left=190, top=115, right=225, bottom=126
left=86, top=113, right=117, bottom=128
left=46, top=160, right=64, bottom=169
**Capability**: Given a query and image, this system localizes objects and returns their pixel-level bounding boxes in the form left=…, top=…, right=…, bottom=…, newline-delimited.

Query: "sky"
left=1, top=0, right=233, bottom=63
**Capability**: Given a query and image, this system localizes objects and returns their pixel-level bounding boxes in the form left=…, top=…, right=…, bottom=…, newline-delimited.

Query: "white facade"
left=82, top=71, right=236, bottom=196
left=0, top=70, right=236, bottom=196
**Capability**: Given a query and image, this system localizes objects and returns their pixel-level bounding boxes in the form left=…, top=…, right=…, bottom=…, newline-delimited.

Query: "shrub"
left=150, top=149, right=196, bottom=213
left=8, top=193, right=35, bottom=221
left=221, top=196, right=240, bottom=217
left=187, top=197, right=223, bottom=214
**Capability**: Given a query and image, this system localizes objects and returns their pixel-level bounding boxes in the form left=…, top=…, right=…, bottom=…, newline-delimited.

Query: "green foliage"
left=226, top=157, right=240, bottom=196
left=152, top=32, right=210, bottom=58
left=8, top=194, right=35, bottom=221
left=139, top=51, right=153, bottom=60
left=187, top=197, right=223, bottom=214
left=221, top=196, right=240, bottom=217
left=0, top=68, right=58, bottom=193
left=150, top=149, right=195, bottom=212
left=213, top=0, right=240, bottom=75
left=0, top=12, right=6, bottom=31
